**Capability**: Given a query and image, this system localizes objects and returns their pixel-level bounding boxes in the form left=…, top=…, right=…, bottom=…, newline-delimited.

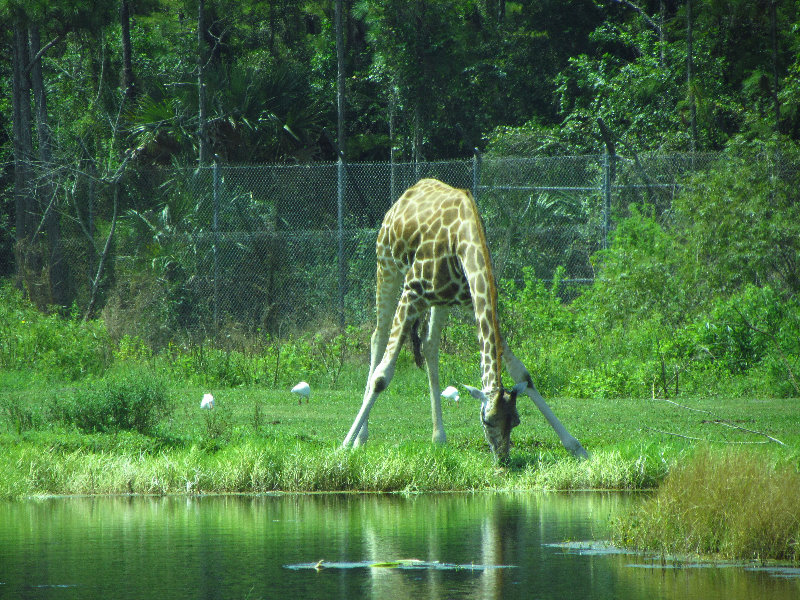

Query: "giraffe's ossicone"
left=342, top=179, right=588, bottom=463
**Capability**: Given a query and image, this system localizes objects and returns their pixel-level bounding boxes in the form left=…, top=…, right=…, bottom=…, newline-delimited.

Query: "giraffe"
left=342, top=178, right=588, bottom=463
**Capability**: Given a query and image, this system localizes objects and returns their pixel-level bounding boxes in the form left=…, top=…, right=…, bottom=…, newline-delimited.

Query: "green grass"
left=1, top=360, right=798, bottom=499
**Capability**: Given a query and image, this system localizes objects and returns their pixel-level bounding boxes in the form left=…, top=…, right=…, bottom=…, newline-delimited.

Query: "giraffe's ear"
left=464, top=385, right=487, bottom=403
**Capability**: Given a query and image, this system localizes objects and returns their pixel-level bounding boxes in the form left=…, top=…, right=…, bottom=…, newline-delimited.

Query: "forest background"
left=1, top=0, right=799, bottom=406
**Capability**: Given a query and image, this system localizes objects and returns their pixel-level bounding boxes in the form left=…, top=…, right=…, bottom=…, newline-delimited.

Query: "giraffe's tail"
left=410, top=318, right=424, bottom=368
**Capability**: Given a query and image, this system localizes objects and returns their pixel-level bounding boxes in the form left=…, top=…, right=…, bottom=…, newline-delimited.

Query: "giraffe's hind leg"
left=423, top=305, right=450, bottom=444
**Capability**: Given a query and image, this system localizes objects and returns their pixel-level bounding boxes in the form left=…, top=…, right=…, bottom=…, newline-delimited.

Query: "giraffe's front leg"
left=501, top=339, right=589, bottom=459
left=342, top=344, right=400, bottom=448
left=343, top=387, right=375, bottom=447
left=343, top=290, right=421, bottom=448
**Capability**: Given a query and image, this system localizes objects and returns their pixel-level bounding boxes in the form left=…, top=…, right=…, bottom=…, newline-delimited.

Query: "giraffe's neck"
left=457, top=193, right=503, bottom=394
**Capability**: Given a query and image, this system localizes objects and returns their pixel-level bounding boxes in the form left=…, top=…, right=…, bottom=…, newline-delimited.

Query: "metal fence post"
left=602, top=152, right=612, bottom=249
left=212, top=159, right=220, bottom=331
left=472, top=148, right=482, bottom=202
left=337, top=157, right=346, bottom=329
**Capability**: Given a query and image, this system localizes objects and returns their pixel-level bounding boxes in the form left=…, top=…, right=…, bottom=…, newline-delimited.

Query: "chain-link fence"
left=57, top=153, right=720, bottom=345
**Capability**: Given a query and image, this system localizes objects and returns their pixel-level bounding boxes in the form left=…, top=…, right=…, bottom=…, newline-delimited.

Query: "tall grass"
left=612, top=448, right=800, bottom=563
left=0, top=439, right=508, bottom=498
left=0, top=433, right=689, bottom=499
left=0, top=283, right=111, bottom=379
left=515, top=443, right=676, bottom=491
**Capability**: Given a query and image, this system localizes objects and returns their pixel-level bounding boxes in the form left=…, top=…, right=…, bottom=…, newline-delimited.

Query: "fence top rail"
left=480, top=185, right=600, bottom=192
left=181, top=158, right=476, bottom=170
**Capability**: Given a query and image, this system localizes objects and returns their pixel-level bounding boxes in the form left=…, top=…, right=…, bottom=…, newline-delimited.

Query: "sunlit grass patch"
left=0, top=436, right=504, bottom=498
left=612, top=448, right=800, bottom=563
left=508, top=442, right=680, bottom=491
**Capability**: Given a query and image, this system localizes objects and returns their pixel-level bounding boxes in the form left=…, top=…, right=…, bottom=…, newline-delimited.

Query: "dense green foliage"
left=4, top=1, right=800, bottom=282
left=494, top=145, right=800, bottom=401
left=3, top=3, right=799, bottom=383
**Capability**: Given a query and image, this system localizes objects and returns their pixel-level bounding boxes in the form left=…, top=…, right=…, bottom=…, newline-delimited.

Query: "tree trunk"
left=413, top=103, right=422, bottom=171
left=120, top=0, right=136, bottom=101
left=335, top=0, right=347, bottom=329
left=335, top=0, right=346, bottom=161
left=197, top=0, right=209, bottom=166
left=770, top=0, right=780, bottom=132
left=29, top=24, right=70, bottom=306
left=12, top=16, right=34, bottom=273
left=389, top=86, right=397, bottom=201
left=686, top=0, right=698, bottom=152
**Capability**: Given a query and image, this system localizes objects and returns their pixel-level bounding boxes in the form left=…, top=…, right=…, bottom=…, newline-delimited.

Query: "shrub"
left=674, top=137, right=800, bottom=298
left=584, top=205, right=690, bottom=327
left=687, top=284, right=800, bottom=379
left=55, top=368, right=173, bottom=434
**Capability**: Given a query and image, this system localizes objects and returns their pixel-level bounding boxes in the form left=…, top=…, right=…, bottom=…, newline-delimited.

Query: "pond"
left=0, top=493, right=797, bottom=599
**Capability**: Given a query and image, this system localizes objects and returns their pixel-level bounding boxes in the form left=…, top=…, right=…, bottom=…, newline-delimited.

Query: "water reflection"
left=0, top=493, right=796, bottom=599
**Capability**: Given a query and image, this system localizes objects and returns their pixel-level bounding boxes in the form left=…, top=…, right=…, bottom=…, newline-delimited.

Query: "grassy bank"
left=1, top=362, right=797, bottom=498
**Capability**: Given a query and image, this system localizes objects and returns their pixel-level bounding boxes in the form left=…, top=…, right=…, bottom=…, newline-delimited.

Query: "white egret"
left=291, top=381, right=311, bottom=404
left=441, top=385, right=460, bottom=405
left=200, top=393, right=214, bottom=409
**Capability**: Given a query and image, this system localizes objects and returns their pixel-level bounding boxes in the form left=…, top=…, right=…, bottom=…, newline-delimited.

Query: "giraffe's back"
left=376, top=179, right=486, bottom=306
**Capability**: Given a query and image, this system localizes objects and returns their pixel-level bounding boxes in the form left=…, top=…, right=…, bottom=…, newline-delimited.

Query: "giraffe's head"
left=465, top=382, right=527, bottom=465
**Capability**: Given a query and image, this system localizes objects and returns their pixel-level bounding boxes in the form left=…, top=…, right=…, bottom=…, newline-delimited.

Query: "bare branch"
left=659, top=398, right=787, bottom=447
left=25, top=33, right=66, bottom=74
left=611, top=0, right=663, bottom=36
left=643, top=427, right=769, bottom=444
left=72, top=193, right=100, bottom=253
left=84, top=183, right=119, bottom=321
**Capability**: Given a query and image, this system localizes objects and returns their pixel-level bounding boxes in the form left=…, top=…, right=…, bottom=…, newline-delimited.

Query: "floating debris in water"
left=747, top=567, right=800, bottom=580
left=285, top=559, right=515, bottom=572
left=543, top=541, right=800, bottom=580
left=625, top=562, right=800, bottom=579
left=543, top=541, right=634, bottom=556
